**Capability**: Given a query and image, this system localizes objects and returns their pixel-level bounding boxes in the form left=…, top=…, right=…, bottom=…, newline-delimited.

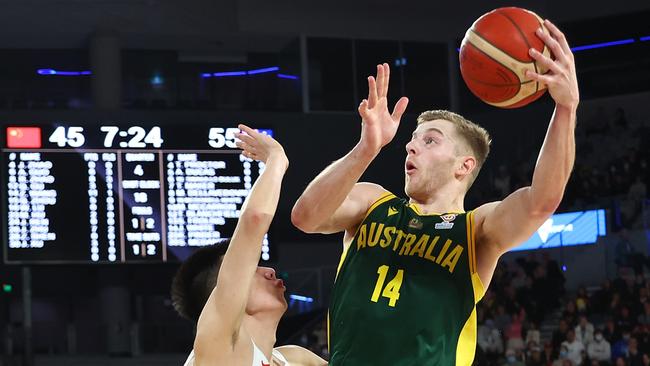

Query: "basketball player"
left=292, top=20, right=578, bottom=365
left=172, top=124, right=327, bottom=366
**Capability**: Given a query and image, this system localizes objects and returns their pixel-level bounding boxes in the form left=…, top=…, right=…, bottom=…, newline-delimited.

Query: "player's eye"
left=424, top=137, right=434, bottom=145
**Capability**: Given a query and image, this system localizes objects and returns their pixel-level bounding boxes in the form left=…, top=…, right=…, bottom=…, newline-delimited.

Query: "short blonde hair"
left=417, top=109, right=491, bottom=186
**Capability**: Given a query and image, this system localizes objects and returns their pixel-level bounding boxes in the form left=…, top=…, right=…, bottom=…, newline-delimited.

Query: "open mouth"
left=275, top=279, right=285, bottom=289
left=405, top=161, right=417, bottom=174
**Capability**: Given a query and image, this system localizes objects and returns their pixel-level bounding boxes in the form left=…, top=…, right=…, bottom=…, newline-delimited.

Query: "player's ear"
left=456, top=156, right=476, bottom=179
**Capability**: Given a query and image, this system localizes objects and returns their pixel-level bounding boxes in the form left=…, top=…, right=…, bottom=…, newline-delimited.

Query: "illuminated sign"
left=510, top=209, right=606, bottom=252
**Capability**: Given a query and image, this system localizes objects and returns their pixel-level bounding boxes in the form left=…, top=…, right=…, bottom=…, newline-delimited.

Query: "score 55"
left=208, top=127, right=239, bottom=149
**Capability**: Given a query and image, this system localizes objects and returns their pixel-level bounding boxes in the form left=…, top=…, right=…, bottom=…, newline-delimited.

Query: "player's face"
left=247, top=266, right=288, bottom=313
left=404, top=120, right=461, bottom=200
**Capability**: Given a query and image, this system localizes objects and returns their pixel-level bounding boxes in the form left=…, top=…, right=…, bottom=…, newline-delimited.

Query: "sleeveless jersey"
left=328, top=192, right=485, bottom=366
left=183, top=339, right=291, bottom=366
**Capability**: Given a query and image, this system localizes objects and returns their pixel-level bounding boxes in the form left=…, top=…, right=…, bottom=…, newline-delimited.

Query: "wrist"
left=267, top=152, right=289, bottom=171
left=556, top=100, right=579, bottom=113
left=354, top=140, right=381, bottom=161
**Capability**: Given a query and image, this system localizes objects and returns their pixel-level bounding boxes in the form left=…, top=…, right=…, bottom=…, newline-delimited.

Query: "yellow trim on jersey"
left=407, top=202, right=465, bottom=216
left=465, top=211, right=474, bottom=274
left=335, top=191, right=396, bottom=279
left=472, top=272, right=485, bottom=303
left=455, top=307, right=478, bottom=366
left=327, top=312, right=331, bottom=354
left=466, top=210, right=485, bottom=302
left=365, top=192, right=396, bottom=221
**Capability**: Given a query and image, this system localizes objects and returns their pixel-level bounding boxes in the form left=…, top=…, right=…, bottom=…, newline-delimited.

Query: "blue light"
left=201, top=73, right=212, bottom=78
left=151, top=75, right=164, bottom=86
left=213, top=71, right=247, bottom=77
left=640, top=36, right=650, bottom=42
left=510, top=209, right=607, bottom=252
left=37, top=68, right=91, bottom=76
left=289, top=294, right=314, bottom=303
left=277, top=73, right=299, bottom=80
left=247, top=66, right=280, bottom=75
left=570, top=39, right=635, bottom=51
left=257, top=129, right=274, bottom=137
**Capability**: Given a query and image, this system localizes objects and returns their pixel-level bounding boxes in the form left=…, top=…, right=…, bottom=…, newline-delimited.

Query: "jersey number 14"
left=370, top=265, right=404, bottom=307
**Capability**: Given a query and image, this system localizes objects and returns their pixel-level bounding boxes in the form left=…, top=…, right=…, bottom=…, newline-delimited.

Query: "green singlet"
left=328, top=192, right=485, bottom=366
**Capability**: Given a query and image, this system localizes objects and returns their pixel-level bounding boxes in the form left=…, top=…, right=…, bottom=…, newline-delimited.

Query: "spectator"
left=507, top=310, right=526, bottom=352
left=543, top=342, right=556, bottom=365
left=615, top=356, right=628, bottom=366
left=588, top=329, right=612, bottom=364
left=526, top=322, right=541, bottom=347
left=637, top=303, right=650, bottom=326
left=478, top=319, right=504, bottom=357
left=526, top=345, right=544, bottom=366
left=628, top=337, right=643, bottom=366
left=495, top=305, right=513, bottom=334
left=613, top=331, right=632, bottom=361
left=604, top=318, right=622, bottom=344
left=553, top=344, right=571, bottom=366
left=575, top=315, right=595, bottom=346
left=562, top=329, right=585, bottom=366
left=505, top=348, right=525, bottom=366
left=576, top=287, right=590, bottom=314
left=554, top=319, right=570, bottom=350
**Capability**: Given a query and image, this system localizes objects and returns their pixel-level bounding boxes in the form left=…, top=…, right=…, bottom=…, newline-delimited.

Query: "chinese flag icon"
left=7, top=127, right=42, bottom=148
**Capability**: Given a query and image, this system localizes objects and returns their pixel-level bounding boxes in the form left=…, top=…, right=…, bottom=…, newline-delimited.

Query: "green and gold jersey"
left=328, top=192, right=485, bottom=366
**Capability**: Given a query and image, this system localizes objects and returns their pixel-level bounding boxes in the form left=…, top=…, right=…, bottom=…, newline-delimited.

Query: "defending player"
left=172, top=124, right=327, bottom=366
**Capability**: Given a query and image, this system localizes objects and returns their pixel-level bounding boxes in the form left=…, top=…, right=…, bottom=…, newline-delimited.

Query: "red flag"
left=6, top=127, right=41, bottom=148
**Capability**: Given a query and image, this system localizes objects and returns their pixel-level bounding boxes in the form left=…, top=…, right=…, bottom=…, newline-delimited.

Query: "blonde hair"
left=417, top=109, right=491, bottom=186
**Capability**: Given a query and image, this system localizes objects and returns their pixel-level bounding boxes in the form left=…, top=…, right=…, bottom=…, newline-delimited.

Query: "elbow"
left=291, top=204, right=319, bottom=233
left=530, top=196, right=562, bottom=217
left=240, top=209, right=273, bottom=229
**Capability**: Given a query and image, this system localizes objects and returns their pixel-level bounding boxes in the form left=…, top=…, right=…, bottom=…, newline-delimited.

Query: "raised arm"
left=475, top=20, right=579, bottom=284
left=291, top=63, right=409, bottom=234
left=194, top=125, right=288, bottom=360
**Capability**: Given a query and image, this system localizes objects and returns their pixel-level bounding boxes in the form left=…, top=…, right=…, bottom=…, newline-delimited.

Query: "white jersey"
left=183, top=339, right=290, bottom=366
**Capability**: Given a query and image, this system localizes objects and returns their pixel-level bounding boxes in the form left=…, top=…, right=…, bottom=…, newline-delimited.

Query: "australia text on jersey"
left=356, top=221, right=464, bottom=274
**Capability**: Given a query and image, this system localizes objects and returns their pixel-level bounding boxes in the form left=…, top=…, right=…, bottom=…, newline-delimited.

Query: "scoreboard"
left=2, top=124, right=272, bottom=264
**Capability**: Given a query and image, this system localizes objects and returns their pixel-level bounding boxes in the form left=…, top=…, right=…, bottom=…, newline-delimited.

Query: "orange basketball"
left=459, top=7, right=551, bottom=108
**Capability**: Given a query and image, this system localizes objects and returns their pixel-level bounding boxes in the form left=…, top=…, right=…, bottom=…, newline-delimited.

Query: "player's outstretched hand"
left=236, top=124, right=288, bottom=169
left=526, top=19, right=579, bottom=109
left=358, top=63, right=409, bottom=154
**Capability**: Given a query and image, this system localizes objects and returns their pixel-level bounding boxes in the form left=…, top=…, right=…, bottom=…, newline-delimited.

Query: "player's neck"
left=408, top=189, right=465, bottom=214
left=243, top=310, right=282, bottom=361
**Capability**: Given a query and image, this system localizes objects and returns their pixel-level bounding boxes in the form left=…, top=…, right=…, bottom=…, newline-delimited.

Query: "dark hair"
left=171, top=239, right=230, bottom=322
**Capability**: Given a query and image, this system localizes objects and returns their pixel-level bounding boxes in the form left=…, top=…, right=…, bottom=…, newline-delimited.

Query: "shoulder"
left=354, top=182, right=392, bottom=201
left=273, top=345, right=328, bottom=366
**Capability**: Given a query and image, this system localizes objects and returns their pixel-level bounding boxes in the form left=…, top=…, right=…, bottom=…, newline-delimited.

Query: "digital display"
left=2, top=124, right=273, bottom=264
left=510, top=209, right=607, bottom=252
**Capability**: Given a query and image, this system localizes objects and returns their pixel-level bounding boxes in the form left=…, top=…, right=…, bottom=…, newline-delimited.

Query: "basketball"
left=459, top=7, right=551, bottom=108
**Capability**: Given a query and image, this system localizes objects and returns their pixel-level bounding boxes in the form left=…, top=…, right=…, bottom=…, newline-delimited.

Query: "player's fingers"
left=544, top=19, right=572, bottom=57
left=358, top=99, right=370, bottom=119
left=525, top=70, right=553, bottom=86
left=367, top=76, right=378, bottom=108
left=529, top=48, right=562, bottom=75
left=381, top=63, right=390, bottom=98
left=391, top=97, right=409, bottom=121
left=235, top=140, right=256, bottom=152
left=238, top=124, right=259, bottom=138
left=235, top=132, right=256, bottom=146
left=535, top=27, right=566, bottom=64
